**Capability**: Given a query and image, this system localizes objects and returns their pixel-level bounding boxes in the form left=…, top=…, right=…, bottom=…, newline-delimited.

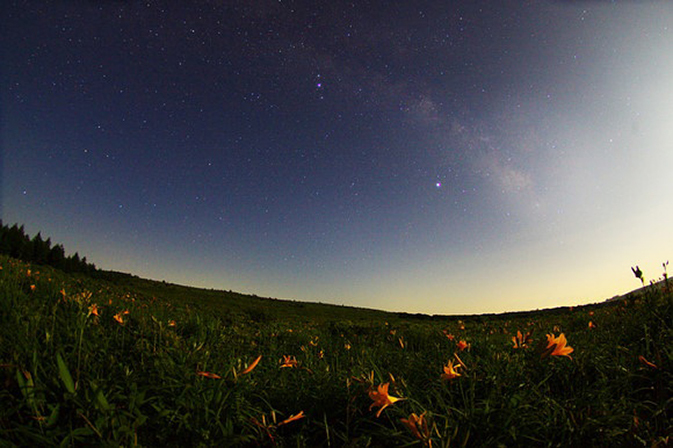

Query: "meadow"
left=0, top=253, right=671, bottom=447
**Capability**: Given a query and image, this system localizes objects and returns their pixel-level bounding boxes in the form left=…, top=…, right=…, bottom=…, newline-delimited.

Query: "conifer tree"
left=0, top=222, right=97, bottom=274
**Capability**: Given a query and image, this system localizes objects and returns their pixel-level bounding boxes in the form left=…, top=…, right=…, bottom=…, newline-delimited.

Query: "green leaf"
left=47, top=404, right=61, bottom=427
left=56, top=353, right=76, bottom=394
left=15, top=370, right=26, bottom=395
left=71, top=427, right=94, bottom=438
left=134, top=414, right=148, bottom=428
left=16, top=369, right=36, bottom=409
left=90, top=382, right=111, bottom=412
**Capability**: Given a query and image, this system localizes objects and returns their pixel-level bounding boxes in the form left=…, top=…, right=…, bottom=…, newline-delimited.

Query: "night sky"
left=3, top=0, right=672, bottom=314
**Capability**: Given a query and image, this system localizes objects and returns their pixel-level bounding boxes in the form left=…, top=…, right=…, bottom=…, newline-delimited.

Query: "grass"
left=0, top=253, right=671, bottom=447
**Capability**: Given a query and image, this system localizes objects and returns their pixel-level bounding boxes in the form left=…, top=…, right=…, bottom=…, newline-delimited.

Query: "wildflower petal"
left=277, top=410, right=305, bottom=426
left=240, top=355, right=262, bottom=375
left=279, top=355, right=299, bottom=368
left=441, top=360, right=461, bottom=380
left=544, top=333, right=573, bottom=359
left=638, top=355, right=657, bottom=369
left=369, top=383, right=404, bottom=417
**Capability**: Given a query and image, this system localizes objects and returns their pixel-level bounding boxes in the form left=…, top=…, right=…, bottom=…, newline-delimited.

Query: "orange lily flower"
left=400, top=412, right=432, bottom=446
left=30, top=285, right=36, bottom=291
left=543, top=333, right=573, bottom=359
left=196, top=371, right=221, bottom=379
left=456, top=340, right=469, bottom=351
left=251, top=410, right=305, bottom=444
left=113, top=312, right=125, bottom=325
left=588, top=321, right=596, bottom=329
left=279, top=355, right=298, bottom=368
left=89, top=303, right=100, bottom=317
left=512, top=329, right=533, bottom=349
left=638, top=355, right=657, bottom=369
left=168, top=320, right=176, bottom=327
left=277, top=410, right=305, bottom=427
left=369, top=382, right=404, bottom=417
left=440, top=360, right=461, bottom=380
left=240, top=355, right=262, bottom=375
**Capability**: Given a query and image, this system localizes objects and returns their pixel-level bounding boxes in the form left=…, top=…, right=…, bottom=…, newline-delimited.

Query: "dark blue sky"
left=3, top=0, right=672, bottom=313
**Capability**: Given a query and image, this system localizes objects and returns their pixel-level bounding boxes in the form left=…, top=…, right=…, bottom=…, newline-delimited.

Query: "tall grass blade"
left=56, top=353, right=75, bottom=394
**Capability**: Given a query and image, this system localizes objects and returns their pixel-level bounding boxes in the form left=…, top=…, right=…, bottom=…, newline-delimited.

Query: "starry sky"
left=2, top=0, right=672, bottom=314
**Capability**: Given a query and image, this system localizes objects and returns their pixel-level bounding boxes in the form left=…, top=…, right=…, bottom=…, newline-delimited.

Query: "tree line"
left=0, top=221, right=97, bottom=274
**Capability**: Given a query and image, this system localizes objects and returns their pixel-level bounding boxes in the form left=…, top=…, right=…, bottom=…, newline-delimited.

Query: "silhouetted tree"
left=6, top=224, right=26, bottom=258
left=0, top=222, right=9, bottom=254
left=0, top=222, right=97, bottom=274
left=48, top=244, right=66, bottom=270
left=32, top=232, right=51, bottom=264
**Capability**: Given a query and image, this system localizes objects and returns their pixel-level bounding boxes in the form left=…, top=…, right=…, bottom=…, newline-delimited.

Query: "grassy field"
left=0, top=254, right=671, bottom=447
